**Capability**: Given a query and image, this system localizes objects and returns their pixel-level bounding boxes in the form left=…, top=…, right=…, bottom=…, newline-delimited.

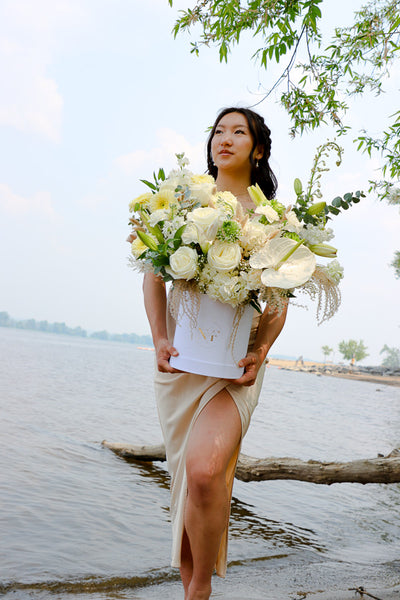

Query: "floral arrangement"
left=127, top=145, right=363, bottom=323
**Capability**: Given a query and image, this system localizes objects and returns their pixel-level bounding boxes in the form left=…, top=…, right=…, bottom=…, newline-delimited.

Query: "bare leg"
left=183, top=388, right=242, bottom=600
left=180, top=528, right=193, bottom=599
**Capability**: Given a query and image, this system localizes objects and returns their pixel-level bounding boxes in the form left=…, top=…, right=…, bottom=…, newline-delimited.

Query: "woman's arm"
left=233, top=302, right=288, bottom=387
left=143, top=272, right=179, bottom=373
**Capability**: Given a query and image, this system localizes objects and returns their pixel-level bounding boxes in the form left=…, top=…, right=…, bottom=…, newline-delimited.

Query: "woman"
left=143, top=107, right=288, bottom=600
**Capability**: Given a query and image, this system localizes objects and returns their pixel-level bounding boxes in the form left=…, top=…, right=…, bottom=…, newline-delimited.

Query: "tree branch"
left=102, top=441, right=400, bottom=485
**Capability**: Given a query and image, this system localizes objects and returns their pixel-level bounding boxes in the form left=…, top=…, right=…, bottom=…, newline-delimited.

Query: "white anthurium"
left=249, top=236, right=316, bottom=289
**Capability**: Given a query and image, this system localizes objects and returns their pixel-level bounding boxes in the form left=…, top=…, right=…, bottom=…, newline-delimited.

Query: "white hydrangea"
left=302, top=225, right=334, bottom=245
left=240, top=268, right=263, bottom=291
left=240, top=221, right=268, bottom=254
left=207, top=272, right=250, bottom=306
left=319, top=259, right=344, bottom=284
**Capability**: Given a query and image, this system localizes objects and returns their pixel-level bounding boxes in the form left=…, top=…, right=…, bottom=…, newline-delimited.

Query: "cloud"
left=0, top=0, right=85, bottom=141
left=114, top=128, right=206, bottom=176
left=0, top=183, right=56, bottom=218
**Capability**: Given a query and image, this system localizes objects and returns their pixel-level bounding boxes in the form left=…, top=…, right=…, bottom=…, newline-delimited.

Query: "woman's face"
left=211, top=111, right=262, bottom=174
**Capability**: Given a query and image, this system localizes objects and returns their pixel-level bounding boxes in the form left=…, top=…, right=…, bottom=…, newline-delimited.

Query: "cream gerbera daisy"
left=129, top=192, right=152, bottom=212
left=150, top=189, right=177, bottom=212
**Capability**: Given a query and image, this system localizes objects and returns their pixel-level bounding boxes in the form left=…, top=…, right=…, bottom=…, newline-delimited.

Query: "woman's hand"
left=155, top=338, right=181, bottom=374
left=232, top=350, right=265, bottom=387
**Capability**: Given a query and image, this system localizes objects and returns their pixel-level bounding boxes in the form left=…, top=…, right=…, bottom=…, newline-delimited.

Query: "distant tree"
left=390, top=250, right=400, bottom=278
left=90, top=330, right=110, bottom=340
left=322, top=345, right=333, bottom=362
left=0, top=311, right=12, bottom=327
left=338, top=339, right=369, bottom=363
left=380, top=344, right=400, bottom=368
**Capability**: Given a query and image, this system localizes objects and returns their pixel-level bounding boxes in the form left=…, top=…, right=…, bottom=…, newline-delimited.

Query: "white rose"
left=188, top=207, right=225, bottom=251
left=181, top=222, right=199, bottom=245
left=215, top=191, right=238, bottom=215
left=207, top=241, right=242, bottom=272
left=190, top=175, right=217, bottom=206
left=166, top=246, right=198, bottom=280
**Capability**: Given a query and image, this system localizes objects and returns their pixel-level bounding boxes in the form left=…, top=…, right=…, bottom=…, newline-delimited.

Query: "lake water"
left=1, top=327, right=400, bottom=599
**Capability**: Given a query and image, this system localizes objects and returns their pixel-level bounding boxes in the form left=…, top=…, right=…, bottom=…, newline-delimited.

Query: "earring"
left=256, top=160, right=259, bottom=168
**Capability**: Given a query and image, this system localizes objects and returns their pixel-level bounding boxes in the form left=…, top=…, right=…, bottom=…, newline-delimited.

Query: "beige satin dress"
left=154, top=307, right=266, bottom=578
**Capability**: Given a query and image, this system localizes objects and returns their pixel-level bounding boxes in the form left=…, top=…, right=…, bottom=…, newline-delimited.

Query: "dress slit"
left=154, top=303, right=265, bottom=577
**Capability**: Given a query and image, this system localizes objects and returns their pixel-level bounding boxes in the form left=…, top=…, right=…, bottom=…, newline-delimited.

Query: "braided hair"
left=206, top=107, right=277, bottom=199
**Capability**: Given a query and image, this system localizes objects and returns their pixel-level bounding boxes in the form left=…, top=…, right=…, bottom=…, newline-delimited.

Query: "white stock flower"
left=162, top=215, right=185, bottom=240
left=166, top=246, right=198, bottom=280
left=301, top=225, right=334, bottom=245
left=176, top=153, right=190, bottom=168
left=255, top=203, right=279, bottom=223
left=149, top=208, right=169, bottom=226
left=285, top=210, right=303, bottom=233
left=207, top=241, right=242, bottom=272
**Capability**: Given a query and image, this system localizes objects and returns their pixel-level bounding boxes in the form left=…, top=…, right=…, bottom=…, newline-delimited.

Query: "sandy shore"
left=268, top=358, right=400, bottom=387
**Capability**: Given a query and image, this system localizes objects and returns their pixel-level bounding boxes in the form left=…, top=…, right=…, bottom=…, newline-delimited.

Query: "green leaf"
left=140, top=179, right=157, bottom=191
left=332, top=197, right=342, bottom=207
left=328, top=206, right=340, bottom=215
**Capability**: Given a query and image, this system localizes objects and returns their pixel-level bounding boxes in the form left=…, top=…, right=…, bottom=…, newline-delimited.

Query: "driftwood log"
left=102, top=441, right=400, bottom=485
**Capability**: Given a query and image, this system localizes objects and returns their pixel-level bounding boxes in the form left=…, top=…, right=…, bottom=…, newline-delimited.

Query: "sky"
left=0, top=0, right=399, bottom=364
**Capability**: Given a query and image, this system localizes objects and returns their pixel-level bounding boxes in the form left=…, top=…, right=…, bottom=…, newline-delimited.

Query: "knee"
left=186, top=459, right=224, bottom=502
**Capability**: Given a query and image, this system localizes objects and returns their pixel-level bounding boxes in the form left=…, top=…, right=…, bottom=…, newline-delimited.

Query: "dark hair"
left=206, top=107, right=277, bottom=199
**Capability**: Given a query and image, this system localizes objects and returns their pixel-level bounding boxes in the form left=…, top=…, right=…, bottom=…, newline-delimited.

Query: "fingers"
left=156, top=339, right=179, bottom=373
left=233, top=353, right=259, bottom=386
left=237, top=354, right=257, bottom=369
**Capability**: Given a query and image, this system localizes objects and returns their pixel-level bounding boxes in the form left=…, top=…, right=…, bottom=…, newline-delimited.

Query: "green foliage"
left=169, top=0, right=400, bottom=199
left=338, top=339, right=369, bottom=363
left=380, top=344, right=400, bottom=368
left=291, top=141, right=365, bottom=225
left=390, top=250, right=400, bottom=278
left=140, top=167, right=166, bottom=193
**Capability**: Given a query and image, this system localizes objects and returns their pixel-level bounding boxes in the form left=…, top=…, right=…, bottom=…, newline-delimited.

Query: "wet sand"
left=268, top=358, right=400, bottom=388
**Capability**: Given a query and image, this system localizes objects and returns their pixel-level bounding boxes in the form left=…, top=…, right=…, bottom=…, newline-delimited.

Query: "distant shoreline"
left=0, top=312, right=153, bottom=347
left=268, top=358, right=400, bottom=387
